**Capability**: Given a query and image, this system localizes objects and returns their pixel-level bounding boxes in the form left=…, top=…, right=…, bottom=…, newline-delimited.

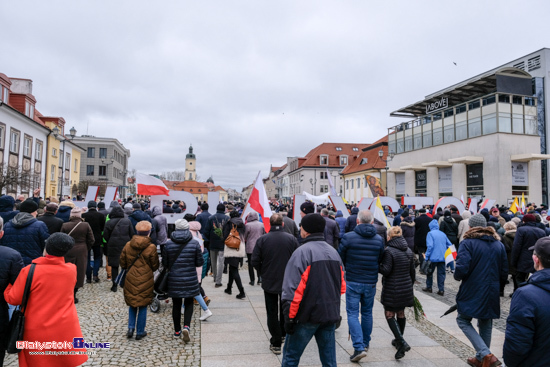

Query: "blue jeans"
left=446, top=260, right=455, bottom=272
left=282, top=322, right=336, bottom=367
left=346, top=281, right=376, bottom=351
left=86, top=245, right=102, bottom=279
left=456, top=313, right=492, bottom=361
left=426, top=262, right=446, bottom=292
left=128, top=306, right=148, bottom=336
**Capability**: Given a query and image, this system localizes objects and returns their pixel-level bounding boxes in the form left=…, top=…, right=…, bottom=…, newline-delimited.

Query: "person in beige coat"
left=457, top=210, right=472, bottom=244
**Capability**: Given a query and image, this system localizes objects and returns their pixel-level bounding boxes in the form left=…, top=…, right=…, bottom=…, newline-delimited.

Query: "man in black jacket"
left=0, top=217, right=24, bottom=366
left=414, top=208, right=432, bottom=271
left=321, top=208, right=339, bottom=249
left=251, top=214, right=298, bottom=355
left=204, top=204, right=229, bottom=287
left=83, top=201, right=106, bottom=283
left=37, top=203, right=64, bottom=234
left=511, top=214, right=546, bottom=291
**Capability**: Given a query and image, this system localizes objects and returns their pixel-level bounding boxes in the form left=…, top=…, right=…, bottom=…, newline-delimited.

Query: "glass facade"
left=388, top=92, right=538, bottom=155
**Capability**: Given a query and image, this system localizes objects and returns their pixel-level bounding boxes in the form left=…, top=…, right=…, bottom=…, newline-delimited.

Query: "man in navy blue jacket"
left=338, top=210, right=384, bottom=363
left=504, top=237, right=550, bottom=367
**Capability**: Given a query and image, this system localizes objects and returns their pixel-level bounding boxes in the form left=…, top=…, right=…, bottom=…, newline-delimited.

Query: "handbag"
left=420, top=259, right=433, bottom=275
left=116, top=249, right=144, bottom=288
left=7, top=264, right=36, bottom=354
left=224, top=224, right=241, bottom=249
left=154, top=243, right=187, bottom=294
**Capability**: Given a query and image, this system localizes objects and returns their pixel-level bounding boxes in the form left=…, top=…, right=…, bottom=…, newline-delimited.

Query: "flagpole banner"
left=445, top=245, right=457, bottom=266
left=136, top=173, right=170, bottom=196
left=329, top=195, right=349, bottom=218
left=373, top=197, right=391, bottom=229
left=248, top=171, right=273, bottom=232
left=103, top=186, right=118, bottom=205
left=366, top=174, right=385, bottom=197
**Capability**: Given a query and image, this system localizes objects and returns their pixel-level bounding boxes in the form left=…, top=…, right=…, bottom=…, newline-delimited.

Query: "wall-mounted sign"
left=426, top=97, right=449, bottom=114
left=395, top=173, right=405, bottom=195
left=416, top=171, right=427, bottom=189
left=511, top=162, right=529, bottom=185
left=438, top=167, right=453, bottom=193
left=467, top=163, right=484, bottom=191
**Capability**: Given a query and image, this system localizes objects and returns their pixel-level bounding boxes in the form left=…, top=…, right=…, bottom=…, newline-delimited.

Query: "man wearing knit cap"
left=454, top=213, right=507, bottom=367
left=37, top=203, right=64, bottom=234
left=0, top=199, right=49, bottom=265
left=281, top=214, right=346, bottom=366
left=511, top=213, right=546, bottom=293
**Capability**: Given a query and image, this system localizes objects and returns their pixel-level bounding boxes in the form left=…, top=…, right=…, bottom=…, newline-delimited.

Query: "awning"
left=400, top=165, right=426, bottom=171
left=448, top=156, right=484, bottom=164
left=511, top=153, right=550, bottom=162
left=422, top=161, right=453, bottom=168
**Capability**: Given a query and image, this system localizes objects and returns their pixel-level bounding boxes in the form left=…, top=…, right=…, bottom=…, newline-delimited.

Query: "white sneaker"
left=199, top=309, right=213, bottom=321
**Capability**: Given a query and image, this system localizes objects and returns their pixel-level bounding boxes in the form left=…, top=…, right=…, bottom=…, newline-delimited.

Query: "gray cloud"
left=2, top=0, right=549, bottom=190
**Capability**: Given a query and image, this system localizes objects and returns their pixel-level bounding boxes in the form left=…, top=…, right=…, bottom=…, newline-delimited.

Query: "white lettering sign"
left=426, top=97, right=448, bottom=114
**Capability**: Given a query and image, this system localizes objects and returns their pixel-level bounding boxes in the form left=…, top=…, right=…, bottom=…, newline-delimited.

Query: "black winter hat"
left=88, top=200, right=97, bottom=208
left=301, top=213, right=326, bottom=234
left=217, top=203, right=226, bottom=211
left=133, top=203, right=141, bottom=209
left=46, top=233, right=75, bottom=256
left=20, top=199, right=38, bottom=213
left=300, top=201, right=315, bottom=215
left=98, top=202, right=106, bottom=209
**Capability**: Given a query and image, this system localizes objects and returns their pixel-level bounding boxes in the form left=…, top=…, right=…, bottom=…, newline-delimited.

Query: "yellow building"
left=43, top=118, right=84, bottom=199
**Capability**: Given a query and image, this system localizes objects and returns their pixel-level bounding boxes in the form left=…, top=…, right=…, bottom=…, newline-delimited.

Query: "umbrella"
left=441, top=304, right=458, bottom=318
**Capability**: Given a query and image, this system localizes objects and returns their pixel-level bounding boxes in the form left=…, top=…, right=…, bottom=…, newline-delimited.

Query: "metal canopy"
left=390, top=68, right=532, bottom=118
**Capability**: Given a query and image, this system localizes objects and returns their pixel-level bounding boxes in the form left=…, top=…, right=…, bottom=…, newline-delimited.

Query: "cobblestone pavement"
left=5, top=267, right=202, bottom=367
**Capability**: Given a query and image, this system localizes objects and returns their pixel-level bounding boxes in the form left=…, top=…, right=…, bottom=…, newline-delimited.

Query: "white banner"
left=511, top=162, right=528, bottom=185
left=438, top=167, right=453, bottom=193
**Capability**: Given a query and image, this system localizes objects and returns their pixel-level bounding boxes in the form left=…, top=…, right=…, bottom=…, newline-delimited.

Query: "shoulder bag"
left=154, top=243, right=187, bottom=294
left=224, top=224, right=241, bottom=249
left=7, top=264, right=36, bottom=354
left=115, top=249, right=144, bottom=288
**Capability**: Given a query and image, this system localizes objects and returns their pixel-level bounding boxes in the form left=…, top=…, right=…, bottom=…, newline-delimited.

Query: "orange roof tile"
left=299, top=142, right=368, bottom=168
left=341, top=141, right=388, bottom=175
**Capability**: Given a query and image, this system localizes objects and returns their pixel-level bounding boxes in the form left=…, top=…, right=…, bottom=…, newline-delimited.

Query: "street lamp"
left=101, top=155, right=115, bottom=190
left=52, top=126, right=76, bottom=201
left=378, top=149, right=395, bottom=196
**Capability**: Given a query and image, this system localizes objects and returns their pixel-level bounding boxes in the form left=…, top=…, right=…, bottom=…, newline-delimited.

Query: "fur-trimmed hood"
left=463, top=226, right=500, bottom=241
left=400, top=217, right=415, bottom=227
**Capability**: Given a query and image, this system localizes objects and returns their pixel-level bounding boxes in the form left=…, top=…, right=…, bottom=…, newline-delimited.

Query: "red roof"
left=341, top=137, right=388, bottom=175
left=298, top=142, right=368, bottom=168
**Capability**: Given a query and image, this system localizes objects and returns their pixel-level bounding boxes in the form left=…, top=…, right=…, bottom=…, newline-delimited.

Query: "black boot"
left=74, top=288, right=79, bottom=304
left=397, top=318, right=410, bottom=351
left=236, top=287, right=246, bottom=299
left=387, top=318, right=407, bottom=359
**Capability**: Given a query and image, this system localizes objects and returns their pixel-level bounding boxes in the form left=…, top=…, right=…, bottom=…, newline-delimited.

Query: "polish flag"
left=248, top=171, right=273, bottom=232
left=136, top=173, right=170, bottom=196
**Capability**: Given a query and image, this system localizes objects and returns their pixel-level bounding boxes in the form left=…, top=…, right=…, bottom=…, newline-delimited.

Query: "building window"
left=444, top=109, right=454, bottom=118
left=340, top=155, right=348, bottom=165
left=1, top=86, right=9, bottom=103
left=66, top=153, right=71, bottom=172
left=346, top=180, right=349, bottom=189
left=52, top=148, right=57, bottom=157
left=498, top=95, right=510, bottom=103
left=433, top=127, right=443, bottom=145
left=0, top=124, right=4, bottom=150
left=74, top=159, right=78, bottom=172
left=320, top=155, right=328, bottom=165
left=482, top=95, right=496, bottom=106
left=456, top=121, right=467, bottom=141
left=51, top=165, right=56, bottom=181
left=512, top=114, right=524, bottom=134
left=99, top=148, right=107, bottom=158
left=468, top=117, right=481, bottom=138
left=25, top=102, right=34, bottom=118
left=351, top=179, right=354, bottom=189
left=86, top=165, right=94, bottom=176
left=87, top=148, right=95, bottom=158
left=98, top=166, right=106, bottom=176
left=468, top=100, right=480, bottom=110
left=357, top=178, right=361, bottom=188
left=35, top=141, right=42, bottom=161
left=512, top=96, right=523, bottom=105
left=482, top=113, right=497, bottom=135
left=455, top=104, right=466, bottom=114
left=335, top=147, right=342, bottom=151
left=23, top=136, right=31, bottom=157
left=352, top=147, right=359, bottom=151
left=9, top=130, right=19, bottom=154
left=467, top=163, right=484, bottom=197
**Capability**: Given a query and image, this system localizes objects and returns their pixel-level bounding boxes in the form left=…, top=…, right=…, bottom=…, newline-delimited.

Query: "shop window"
left=499, top=113, right=512, bottom=133
left=455, top=121, right=467, bottom=141
left=468, top=117, right=481, bottom=138
left=512, top=114, right=524, bottom=134
left=482, top=113, right=497, bottom=135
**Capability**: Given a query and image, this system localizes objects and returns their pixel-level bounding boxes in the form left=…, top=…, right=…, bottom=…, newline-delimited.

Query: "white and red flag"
left=136, top=173, right=170, bottom=196
left=248, top=171, right=273, bottom=232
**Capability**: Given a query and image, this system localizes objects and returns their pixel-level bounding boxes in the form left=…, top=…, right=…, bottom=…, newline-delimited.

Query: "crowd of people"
left=1, top=191, right=550, bottom=367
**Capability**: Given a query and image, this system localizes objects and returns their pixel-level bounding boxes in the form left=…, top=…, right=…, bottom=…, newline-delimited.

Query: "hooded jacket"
left=454, top=226, right=508, bottom=319
left=400, top=216, right=415, bottom=252
left=439, top=215, right=458, bottom=246
left=205, top=210, right=229, bottom=251
left=37, top=212, right=64, bottom=235
left=103, top=206, right=135, bottom=268
left=425, top=220, right=452, bottom=263
left=512, top=222, right=546, bottom=273
left=162, top=229, right=203, bottom=299
left=335, top=210, right=346, bottom=239
left=504, top=268, right=550, bottom=367
left=195, top=210, right=211, bottom=237
left=501, top=230, right=517, bottom=275
left=457, top=211, right=472, bottom=243
left=129, top=209, right=157, bottom=243
left=414, top=214, right=432, bottom=252
left=0, top=195, right=18, bottom=223
left=55, top=204, right=74, bottom=223
left=251, top=225, right=298, bottom=294
left=345, top=207, right=360, bottom=233
left=339, top=223, right=384, bottom=285
left=151, top=206, right=168, bottom=246
left=1, top=213, right=50, bottom=265
left=282, top=234, right=345, bottom=324
left=243, top=212, right=265, bottom=254
left=323, top=215, right=340, bottom=249
left=82, top=208, right=105, bottom=247
left=120, top=235, right=159, bottom=307
left=379, top=236, right=415, bottom=309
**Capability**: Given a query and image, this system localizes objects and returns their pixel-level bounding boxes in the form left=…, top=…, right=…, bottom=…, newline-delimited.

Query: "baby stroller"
left=150, top=247, right=169, bottom=313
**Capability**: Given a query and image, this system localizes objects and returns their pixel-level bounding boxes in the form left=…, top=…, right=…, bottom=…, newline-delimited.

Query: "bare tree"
left=160, top=171, right=186, bottom=181
left=0, top=164, right=21, bottom=195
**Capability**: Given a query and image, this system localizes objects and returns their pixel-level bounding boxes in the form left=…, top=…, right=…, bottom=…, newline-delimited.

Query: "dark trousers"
left=516, top=272, right=529, bottom=289
left=1, top=348, right=5, bottom=367
left=247, top=254, right=259, bottom=283
left=227, top=265, right=244, bottom=293
left=111, top=266, right=119, bottom=284
left=172, top=297, right=194, bottom=332
left=265, top=291, right=285, bottom=347
left=86, top=245, right=102, bottom=279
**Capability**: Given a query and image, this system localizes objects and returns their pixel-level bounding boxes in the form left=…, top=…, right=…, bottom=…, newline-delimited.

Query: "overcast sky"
left=2, top=1, right=550, bottom=190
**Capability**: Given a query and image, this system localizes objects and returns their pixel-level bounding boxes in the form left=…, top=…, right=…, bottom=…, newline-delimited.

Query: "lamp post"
left=378, top=149, right=395, bottom=197
left=101, top=155, right=115, bottom=194
left=52, top=126, right=76, bottom=201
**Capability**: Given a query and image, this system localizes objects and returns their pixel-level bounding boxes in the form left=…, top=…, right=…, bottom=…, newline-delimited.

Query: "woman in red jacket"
left=4, top=232, right=88, bottom=367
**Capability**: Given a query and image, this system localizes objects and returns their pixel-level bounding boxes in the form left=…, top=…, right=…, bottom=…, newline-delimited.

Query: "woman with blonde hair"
left=379, top=226, right=415, bottom=360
